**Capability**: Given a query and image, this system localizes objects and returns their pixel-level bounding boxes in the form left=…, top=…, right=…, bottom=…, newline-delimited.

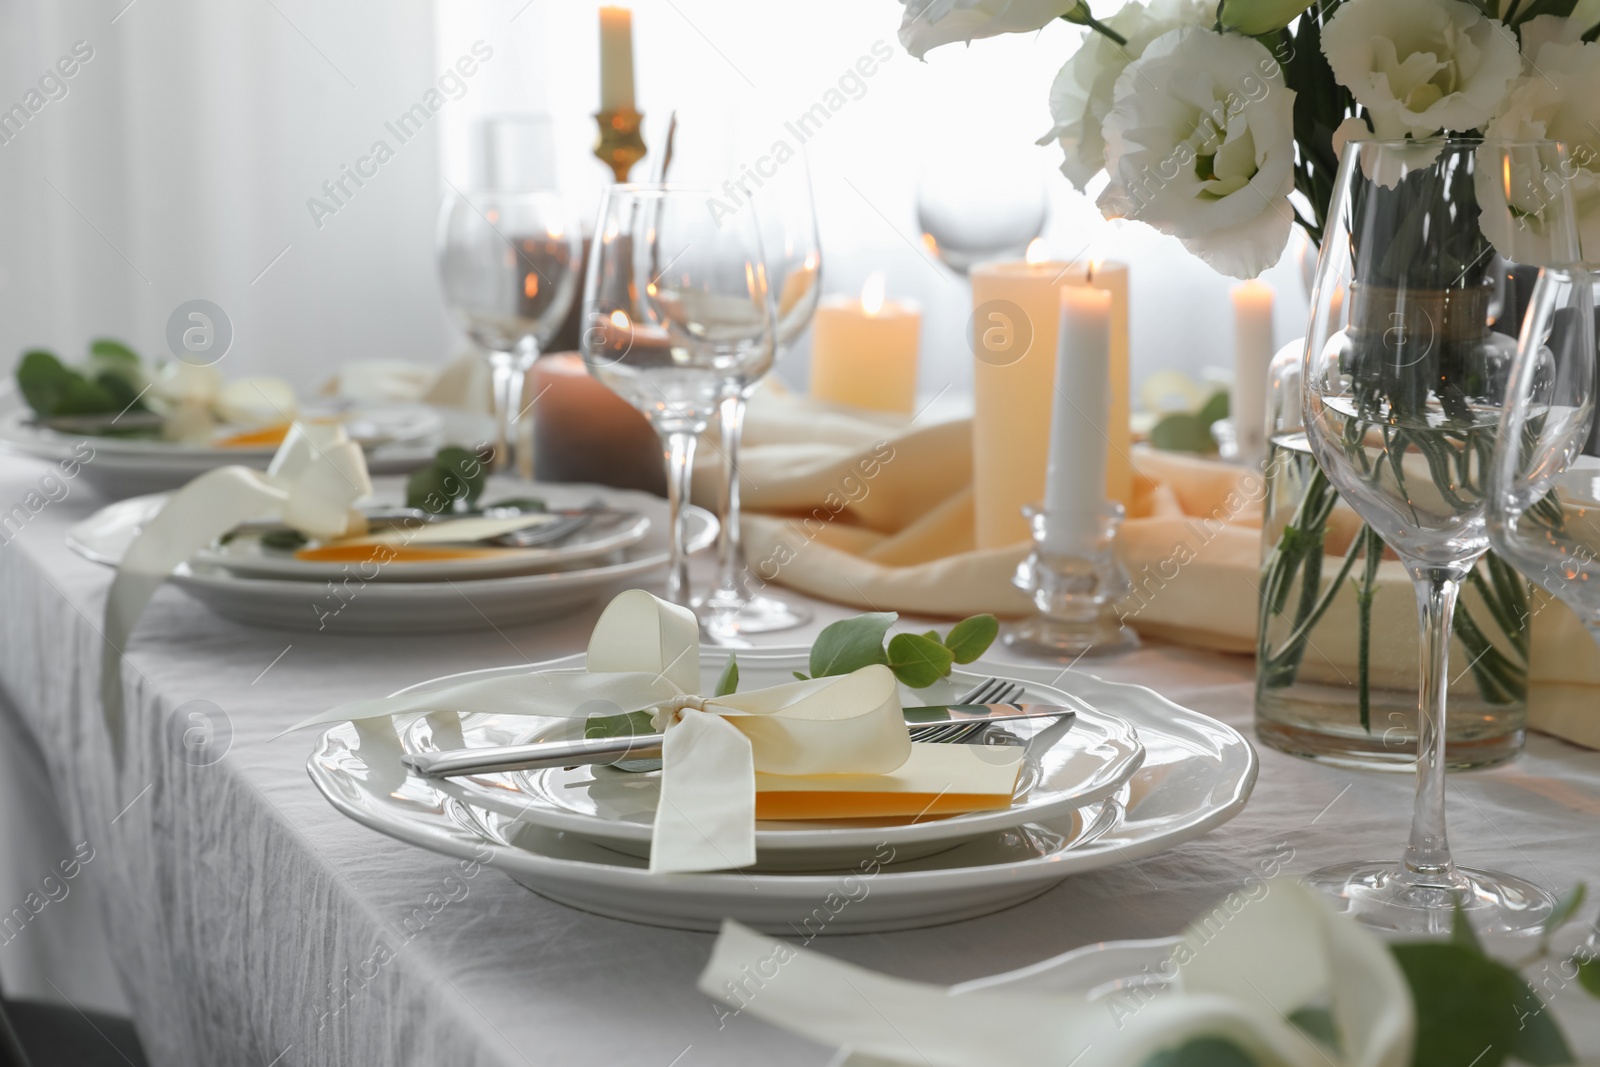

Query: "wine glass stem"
left=663, top=430, right=699, bottom=607
left=490, top=341, right=539, bottom=480
left=712, top=392, right=750, bottom=603
left=1402, top=566, right=1464, bottom=885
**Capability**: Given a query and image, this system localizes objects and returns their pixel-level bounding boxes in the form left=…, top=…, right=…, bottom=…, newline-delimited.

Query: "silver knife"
left=401, top=703, right=1074, bottom=779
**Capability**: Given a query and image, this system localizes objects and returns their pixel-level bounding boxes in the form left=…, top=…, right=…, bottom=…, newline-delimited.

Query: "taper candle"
left=971, top=248, right=1130, bottom=548
left=599, top=7, right=636, bottom=112
left=1231, top=280, right=1275, bottom=467
left=1043, top=285, right=1112, bottom=555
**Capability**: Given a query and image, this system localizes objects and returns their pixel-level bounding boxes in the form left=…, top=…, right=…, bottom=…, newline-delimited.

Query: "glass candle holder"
left=1004, top=501, right=1140, bottom=660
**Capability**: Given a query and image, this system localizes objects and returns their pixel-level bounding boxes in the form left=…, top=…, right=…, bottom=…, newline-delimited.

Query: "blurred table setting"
left=1, top=1, right=1599, bottom=1065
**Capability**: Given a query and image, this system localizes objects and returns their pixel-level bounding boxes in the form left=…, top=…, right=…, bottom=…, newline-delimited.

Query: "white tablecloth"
left=1, top=455, right=1597, bottom=1066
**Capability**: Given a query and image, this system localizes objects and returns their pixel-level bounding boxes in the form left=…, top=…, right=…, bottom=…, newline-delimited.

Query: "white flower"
left=1479, top=15, right=1600, bottom=264
left=1096, top=27, right=1298, bottom=279
left=1321, top=0, right=1521, bottom=139
left=897, top=0, right=1070, bottom=60
left=1037, top=0, right=1211, bottom=190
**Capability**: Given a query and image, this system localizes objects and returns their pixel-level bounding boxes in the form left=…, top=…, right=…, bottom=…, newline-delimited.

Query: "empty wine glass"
left=652, top=113, right=822, bottom=638
left=1487, top=271, right=1598, bottom=631
left=437, top=188, right=582, bottom=479
left=916, top=128, right=1049, bottom=274
left=581, top=184, right=776, bottom=605
left=1301, top=138, right=1586, bottom=934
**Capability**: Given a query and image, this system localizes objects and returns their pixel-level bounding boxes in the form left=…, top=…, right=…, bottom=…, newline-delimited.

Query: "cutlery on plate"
left=38, top=412, right=167, bottom=434
left=401, top=703, right=1073, bottom=779
left=228, top=500, right=638, bottom=547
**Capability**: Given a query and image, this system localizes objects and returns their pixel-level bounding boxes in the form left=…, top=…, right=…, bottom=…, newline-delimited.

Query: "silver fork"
left=490, top=500, right=615, bottom=548
left=909, top=677, right=1027, bottom=744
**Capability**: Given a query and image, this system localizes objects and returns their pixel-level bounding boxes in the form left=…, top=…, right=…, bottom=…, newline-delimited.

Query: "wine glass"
left=437, top=188, right=582, bottom=480
left=915, top=128, right=1049, bottom=273
left=581, top=184, right=776, bottom=605
left=1487, top=270, right=1598, bottom=632
left=652, top=114, right=822, bottom=637
left=1301, top=138, right=1586, bottom=934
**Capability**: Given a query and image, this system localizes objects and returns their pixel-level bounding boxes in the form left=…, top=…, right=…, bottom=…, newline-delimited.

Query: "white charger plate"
left=410, top=653, right=1144, bottom=870
left=306, top=661, right=1257, bottom=932
left=67, top=480, right=716, bottom=634
left=0, top=399, right=447, bottom=498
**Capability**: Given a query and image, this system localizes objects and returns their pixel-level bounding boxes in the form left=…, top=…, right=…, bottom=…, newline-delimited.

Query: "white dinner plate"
left=306, top=659, right=1257, bottom=932
left=66, top=480, right=716, bottom=634
left=409, top=653, right=1144, bottom=870
left=0, top=398, right=449, bottom=497
left=192, top=511, right=652, bottom=583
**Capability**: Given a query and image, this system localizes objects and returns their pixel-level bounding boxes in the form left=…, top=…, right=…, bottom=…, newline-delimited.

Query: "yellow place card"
left=753, top=743, right=1023, bottom=821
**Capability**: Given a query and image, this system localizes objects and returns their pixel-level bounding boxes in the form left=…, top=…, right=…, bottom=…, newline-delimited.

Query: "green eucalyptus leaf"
left=715, top=654, right=739, bottom=697
left=943, top=614, right=999, bottom=664
left=1217, top=0, right=1314, bottom=35
left=584, top=709, right=662, bottom=773
left=1149, top=412, right=1217, bottom=454
left=406, top=466, right=454, bottom=513
left=809, top=612, right=896, bottom=678
left=1287, top=1006, right=1339, bottom=1053
left=259, top=528, right=308, bottom=552
left=1197, top=389, right=1230, bottom=425
left=886, top=632, right=955, bottom=689
left=1577, top=957, right=1600, bottom=997
left=1141, top=1035, right=1259, bottom=1067
left=1451, top=898, right=1485, bottom=955
left=793, top=671, right=809, bottom=681
left=88, top=338, right=140, bottom=365
left=1544, top=883, right=1587, bottom=937
left=1391, top=942, right=1572, bottom=1067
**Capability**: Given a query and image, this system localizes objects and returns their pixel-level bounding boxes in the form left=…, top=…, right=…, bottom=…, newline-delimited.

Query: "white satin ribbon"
left=102, top=423, right=370, bottom=758
left=289, top=589, right=911, bottom=874
left=697, top=880, right=1413, bottom=1067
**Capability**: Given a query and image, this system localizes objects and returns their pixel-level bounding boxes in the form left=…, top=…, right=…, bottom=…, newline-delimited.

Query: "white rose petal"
left=1097, top=27, right=1298, bottom=279
left=1322, top=0, right=1521, bottom=139
left=1480, top=16, right=1600, bottom=264
left=897, top=0, right=1070, bottom=60
left=1037, top=0, right=1211, bottom=190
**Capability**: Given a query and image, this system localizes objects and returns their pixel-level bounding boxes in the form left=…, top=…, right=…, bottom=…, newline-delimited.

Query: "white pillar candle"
left=1042, top=285, right=1112, bottom=556
left=1231, top=280, right=1275, bottom=467
left=599, top=7, right=636, bottom=112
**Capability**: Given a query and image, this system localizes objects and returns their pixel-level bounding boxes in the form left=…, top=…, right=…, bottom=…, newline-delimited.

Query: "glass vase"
left=1254, top=307, right=1532, bottom=770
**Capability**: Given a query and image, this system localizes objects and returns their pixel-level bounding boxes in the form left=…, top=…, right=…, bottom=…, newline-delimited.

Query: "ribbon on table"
left=103, top=423, right=370, bottom=760
left=696, top=880, right=1412, bottom=1067
left=288, top=589, right=910, bottom=874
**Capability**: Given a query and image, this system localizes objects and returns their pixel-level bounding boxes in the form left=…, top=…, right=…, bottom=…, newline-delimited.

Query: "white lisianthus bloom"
left=1096, top=28, right=1298, bottom=279
left=1037, top=0, right=1211, bottom=190
left=1478, top=15, right=1600, bottom=264
left=897, top=0, right=1070, bottom=60
left=1321, top=0, right=1521, bottom=139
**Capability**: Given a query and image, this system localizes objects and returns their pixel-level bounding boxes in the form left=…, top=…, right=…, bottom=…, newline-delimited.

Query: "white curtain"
left=0, top=0, right=451, bottom=390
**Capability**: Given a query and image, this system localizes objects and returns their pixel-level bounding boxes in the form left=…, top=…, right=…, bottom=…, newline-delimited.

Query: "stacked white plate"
left=67, top=477, right=715, bottom=634
left=0, top=399, right=451, bottom=497
left=306, top=654, right=1257, bottom=932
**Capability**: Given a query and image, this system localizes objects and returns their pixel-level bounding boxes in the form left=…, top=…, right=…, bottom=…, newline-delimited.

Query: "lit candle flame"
left=1503, top=154, right=1513, bottom=203
left=921, top=232, right=939, bottom=257
left=861, top=272, right=886, bottom=317
left=547, top=220, right=566, bottom=240
left=1025, top=238, right=1048, bottom=265
left=609, top=310, right=631, bottom=330
left=524, top=274, right=539, bottom=299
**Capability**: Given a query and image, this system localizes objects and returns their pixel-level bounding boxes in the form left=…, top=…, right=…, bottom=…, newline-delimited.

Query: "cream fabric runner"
left=717, top=388, right=1600, bottom=749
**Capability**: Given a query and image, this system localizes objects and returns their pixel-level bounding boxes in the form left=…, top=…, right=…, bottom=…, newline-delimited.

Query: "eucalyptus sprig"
left=789, top=611, right=1000, bottom=690
left=15, top=340, right=147, bottom=422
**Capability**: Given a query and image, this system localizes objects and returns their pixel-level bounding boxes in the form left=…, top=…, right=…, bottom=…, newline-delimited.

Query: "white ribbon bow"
left=291, top=589, right=912, bottom=873
left=103, top=423, right=370, bottom=757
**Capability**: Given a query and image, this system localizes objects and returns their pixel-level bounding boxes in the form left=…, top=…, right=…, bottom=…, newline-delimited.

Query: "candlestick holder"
left=1004, top=501, right=1140, bottom=659
left=593, top=108, right=646, bottom=182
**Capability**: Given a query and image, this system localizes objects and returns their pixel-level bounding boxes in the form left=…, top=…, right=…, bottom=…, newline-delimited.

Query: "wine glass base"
left=693, top=593, right=813, bottom=640
left=1304, top=860, right=1556, bottom=935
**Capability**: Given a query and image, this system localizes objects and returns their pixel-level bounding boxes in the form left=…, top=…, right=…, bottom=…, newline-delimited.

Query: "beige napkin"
left=721, top=390, right=1600, bottom=749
